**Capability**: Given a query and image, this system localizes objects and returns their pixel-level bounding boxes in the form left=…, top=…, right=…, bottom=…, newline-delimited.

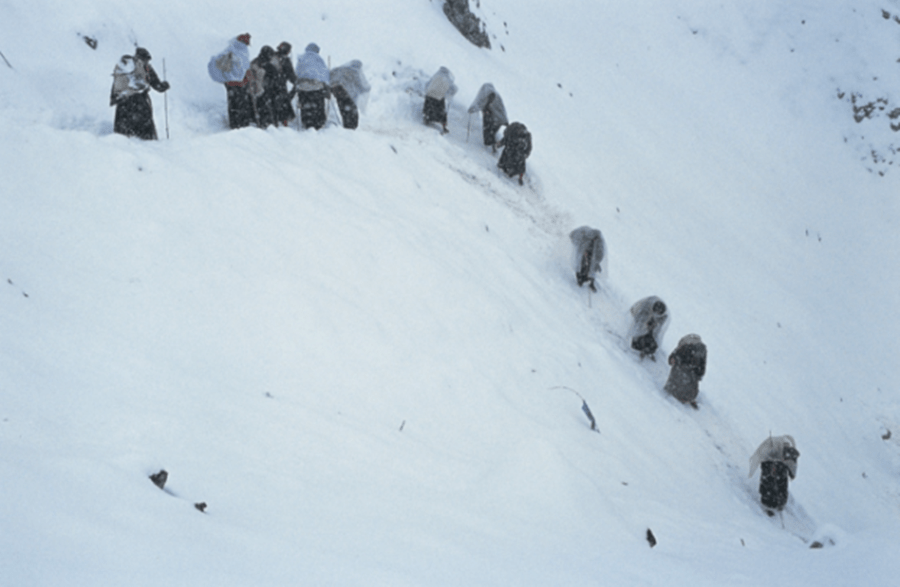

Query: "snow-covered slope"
left=1, top=1, right=898, bottom=585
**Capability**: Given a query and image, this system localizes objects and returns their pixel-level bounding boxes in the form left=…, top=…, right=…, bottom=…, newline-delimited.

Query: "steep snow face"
left=1, top=1, right=899, bottom=586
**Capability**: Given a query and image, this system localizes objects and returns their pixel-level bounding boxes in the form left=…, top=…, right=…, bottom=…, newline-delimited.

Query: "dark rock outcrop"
left=443, top=0, right=491, bottom=49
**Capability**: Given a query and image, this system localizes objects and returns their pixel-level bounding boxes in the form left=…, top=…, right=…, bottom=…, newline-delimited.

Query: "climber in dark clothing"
left=749, top=435, right=800, bottom=513
left=663, top=334, right=707, bottom=407
left=110, top=47, right=170, bottom=140
left=272, top=42, right=298, bottom=126
left=497, top=121, right=532, bottom=185
left=249, top=45, right=280, bottom=128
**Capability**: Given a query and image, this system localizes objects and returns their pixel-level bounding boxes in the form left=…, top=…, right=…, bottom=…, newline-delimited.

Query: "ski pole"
left=466, top=112, right=471, bottom=142
left=163, top=58, right=170, bottom=139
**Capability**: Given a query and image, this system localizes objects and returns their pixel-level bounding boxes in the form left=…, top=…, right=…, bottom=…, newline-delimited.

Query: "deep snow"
left=1, top=1, right=899, bottom=586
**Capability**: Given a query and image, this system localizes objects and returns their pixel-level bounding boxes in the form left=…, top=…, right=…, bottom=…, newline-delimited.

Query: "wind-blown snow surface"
left=1, top=1, right=899, bottom=585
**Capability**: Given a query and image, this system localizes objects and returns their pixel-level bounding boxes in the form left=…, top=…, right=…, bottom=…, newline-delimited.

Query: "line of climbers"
left=423, top=66, right=533, bottom=185
left=568, top=225, right=799, bottom=516
left=207, top=34, right=369, bottom=131
left=111, top=40, right=799, bottom=522
left=109, top=40, right=798, bottom=519
left=109, top=40, right=533, bottom=188
left=109, top=36, right=369, bottom=139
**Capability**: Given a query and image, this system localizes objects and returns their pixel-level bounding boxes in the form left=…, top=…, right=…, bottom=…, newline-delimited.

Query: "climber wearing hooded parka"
left=295, top=43, right=330, bottom=130
left=628, top=296, right=669, bottom=360
left=330, top=60, right=371, bottom=130
left=468, top=83, right=508, bottom=150
left=423, top=66, right=457, bottom=133
left=568, top=226, right=605, bottom=292
left=749, top=435, right=800, bottom=513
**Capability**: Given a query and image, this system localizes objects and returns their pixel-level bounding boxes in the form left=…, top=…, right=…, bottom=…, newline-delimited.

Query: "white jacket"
left=425, top=67, right=457, bottom=100
left=749, top=435, right=799, bottom=479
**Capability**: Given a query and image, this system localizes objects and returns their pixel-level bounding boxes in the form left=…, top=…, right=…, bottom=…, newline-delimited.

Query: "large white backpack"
left=110, top=55, right=148, bottom=104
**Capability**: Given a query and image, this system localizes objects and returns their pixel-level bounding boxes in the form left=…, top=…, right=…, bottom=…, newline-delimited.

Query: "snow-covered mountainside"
left=1, top=1, right=898, bottom=585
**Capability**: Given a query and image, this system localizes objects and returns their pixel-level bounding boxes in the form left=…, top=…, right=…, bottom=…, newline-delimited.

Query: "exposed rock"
left=443, top=0, right=491, bottom=49
left=149, top=469, right=168, bottom=490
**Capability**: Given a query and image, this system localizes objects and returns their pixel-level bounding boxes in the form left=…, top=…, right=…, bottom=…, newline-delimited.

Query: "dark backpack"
left=506, top=122, right=531, bottom=156
left=673, top=343, right=706, bottom=378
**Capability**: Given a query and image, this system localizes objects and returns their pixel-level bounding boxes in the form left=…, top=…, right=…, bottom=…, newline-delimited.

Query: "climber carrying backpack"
left=208, top=34, right=253, bottom=129
left=110, top=47, right=170, bottom=140
left=497, top=121, right=532, bottom=185
left=749, top=435, right=800, bottom=515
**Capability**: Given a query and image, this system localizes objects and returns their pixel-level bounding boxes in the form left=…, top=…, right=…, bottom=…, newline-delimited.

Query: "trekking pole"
left=326, top=55, right=334, bottom=127
left=287, top=85, right=300, bottom=130
left=163, top=58, right=170, bottom=139
left=329, top=94, right=341, bottom=126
